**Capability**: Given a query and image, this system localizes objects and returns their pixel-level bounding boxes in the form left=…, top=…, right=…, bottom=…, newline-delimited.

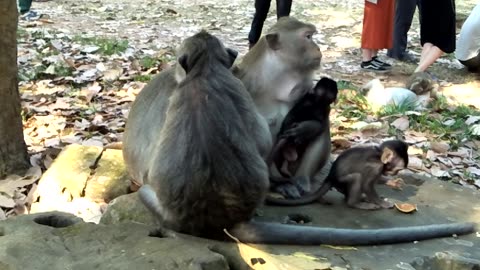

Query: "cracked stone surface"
left=31, top=145, right=131, bottom=223
left=0, top=212, right=233, bottom=270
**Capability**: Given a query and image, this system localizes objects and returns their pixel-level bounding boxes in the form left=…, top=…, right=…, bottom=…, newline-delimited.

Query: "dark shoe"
left=361, top=61, right=389, bottom=73
left=372, top=56, right=392, bottom=69
left=20, top=10, right=40, bottom=21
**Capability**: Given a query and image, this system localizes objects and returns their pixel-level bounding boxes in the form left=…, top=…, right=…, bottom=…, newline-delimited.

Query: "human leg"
left=415, top=43, right=444, bottom=72
left=360, top=1, right=392, bottom=72
left=18, top=0, right=33, bottom=14
left=387, top=0, right=417, bottom=60
left=276, top=0, right=292, bottom=18
left=248, top=0, right=272, bottom=46
left=363, top=49, right=374, bottom=62
left=419, top=42, right=434, bottom=64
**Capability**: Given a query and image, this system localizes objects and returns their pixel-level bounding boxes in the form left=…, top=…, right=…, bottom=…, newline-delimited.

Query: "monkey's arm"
left=378, top=176, right=404, bottom=190
left=280, top=120, right=323, bottom=145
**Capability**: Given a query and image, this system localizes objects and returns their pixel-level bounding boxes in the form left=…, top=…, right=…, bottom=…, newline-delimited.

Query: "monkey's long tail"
left=265, top=179, right=332, bottom=206
left=230, top=221, right=476, bottom=246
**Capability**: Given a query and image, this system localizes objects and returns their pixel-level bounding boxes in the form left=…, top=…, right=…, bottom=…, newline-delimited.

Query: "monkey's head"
left=406, top=72, right=437, bottom=95
left=264, top=17, right=322, bottom=71
left=379, top=140, right=409, bottom=176
left=313, top=77, right=338, bottom=104
left=175, top=30, right=238, bottom=79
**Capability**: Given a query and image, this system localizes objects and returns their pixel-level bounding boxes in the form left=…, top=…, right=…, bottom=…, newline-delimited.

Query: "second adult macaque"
left=233, top=17, right=331, bottom=198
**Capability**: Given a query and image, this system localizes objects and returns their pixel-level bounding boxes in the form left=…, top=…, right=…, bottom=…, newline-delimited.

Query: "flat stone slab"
left=32, top=145, right=131, bottom=223
left=20, top=145, right=480, bottom=269
left=252, top=173, right=480, bottom=269
left=0, top=212, right=231, bottom=270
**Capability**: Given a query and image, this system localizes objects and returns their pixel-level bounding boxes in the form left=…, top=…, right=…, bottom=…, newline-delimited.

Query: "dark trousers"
left=387, top=0, right=421, bottom=58
left=18, top=0, right=33, bottom=13
left=460, top=52, right=480, bottom=72
left=248, top=0, right=292, bottom=45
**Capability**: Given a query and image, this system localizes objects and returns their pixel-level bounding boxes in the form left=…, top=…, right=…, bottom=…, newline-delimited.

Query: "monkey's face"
left=275, top=28, right=322, bottom=71
left=383, top=158, right=406, bottom=176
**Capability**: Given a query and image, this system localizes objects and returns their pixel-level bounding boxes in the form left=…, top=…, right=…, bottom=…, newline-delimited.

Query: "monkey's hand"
left=280, top=121, right=322, bottom=145
left=385, top=178, right=404, bottom=190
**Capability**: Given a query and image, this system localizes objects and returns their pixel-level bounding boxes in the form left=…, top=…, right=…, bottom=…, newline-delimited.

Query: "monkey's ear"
left=178, top=54, right=189, bottom=73
left=175, top=54, right=188, bottom=83
left=409, top=81, right=421, bottom=90
left=226, top=48, right=238, bottom=67
left=265, top=33, right=281, bottom=50
left=380, top=148, right=395, bottom=164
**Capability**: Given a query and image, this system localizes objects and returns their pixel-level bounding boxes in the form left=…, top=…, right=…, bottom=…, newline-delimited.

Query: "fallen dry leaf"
left=426, top=150, right=437, bottom=161
left=0, top=174, right=40, bottom=197
left=430, top=166, right=451, bottom=178
left=466, top=167, right=480, bottom=176
left=407, top=156, right=424, bottom=170
left=395, top=203, right=417, bottom=214
left=465, top=115, right=480, bottom=125
left=331, top=136, right=352, bottom=149
left=442, top=119, right=455, bottom=126
left=0, top=208, right=6, bottom=220
left=0, top=194, right=15, bottom=208
left=390, top=117, right=409, bottom=131
left=470, top=124, right=480, bottom=136
left=320, top=245, right=358, bottom=251
left=408, top=146, right=423, bottom=155
left=224, top=229, right=303, bottom=270
left=430, top=142, right=450, bottom=154
left=448, top=148, right=471, bottom=158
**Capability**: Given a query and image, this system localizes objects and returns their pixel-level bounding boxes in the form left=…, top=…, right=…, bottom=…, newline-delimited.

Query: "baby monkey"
left=270, top=140, right=409, bottom=210
left=268, top=77, right=338, bottom=177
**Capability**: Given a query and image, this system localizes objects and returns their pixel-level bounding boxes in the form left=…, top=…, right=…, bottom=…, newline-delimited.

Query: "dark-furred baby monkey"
left=268, top=77, right=338, bottom=178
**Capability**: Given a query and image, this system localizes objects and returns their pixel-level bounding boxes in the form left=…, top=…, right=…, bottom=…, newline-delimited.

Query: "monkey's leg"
left=363, top=183, right=394, bottom=209
left=292, top=130, right=331, bottom=192
left=280, top=160, right=293, bottom=177
left=344, top=174, right=381, bottom=210
left=272, top=180, right=306, bottom=199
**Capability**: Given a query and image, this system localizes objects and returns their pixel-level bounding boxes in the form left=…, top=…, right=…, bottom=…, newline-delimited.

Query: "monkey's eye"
left=306, top=34, right=312, bottom=40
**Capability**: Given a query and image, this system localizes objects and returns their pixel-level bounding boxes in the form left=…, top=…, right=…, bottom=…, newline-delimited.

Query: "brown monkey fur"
left=233, top=17, right=331, bottom=199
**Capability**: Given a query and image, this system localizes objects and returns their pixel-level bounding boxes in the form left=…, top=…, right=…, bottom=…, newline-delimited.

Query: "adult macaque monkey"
left=233, top=17, right=331, bottom=199
left=123, top=30, right=475, bottom=246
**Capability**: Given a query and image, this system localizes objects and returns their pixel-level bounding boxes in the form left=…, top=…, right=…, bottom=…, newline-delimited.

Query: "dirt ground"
left=22, top=0, right=479, bottom=94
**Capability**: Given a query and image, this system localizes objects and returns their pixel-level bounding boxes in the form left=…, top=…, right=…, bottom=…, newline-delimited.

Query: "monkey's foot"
left=291, top=175, right=311, bottom=193
left=349, top=202, right=382, bottom=210
left=273, top=182, right=306, bottom=199
left=379, top=200, right=395, bottom=209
